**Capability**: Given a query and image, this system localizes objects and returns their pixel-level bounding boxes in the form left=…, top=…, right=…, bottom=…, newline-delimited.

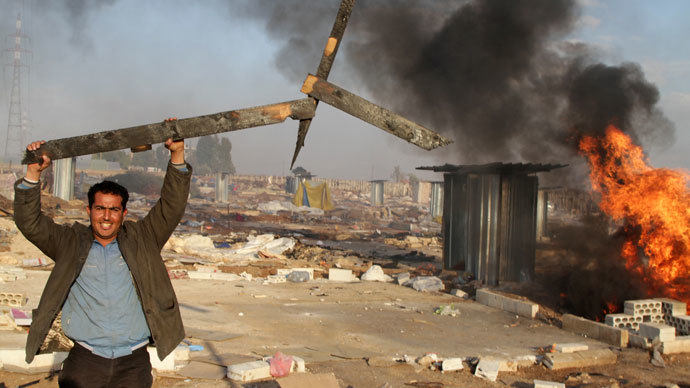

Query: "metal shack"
left=418, top=163, right=565, bottom=286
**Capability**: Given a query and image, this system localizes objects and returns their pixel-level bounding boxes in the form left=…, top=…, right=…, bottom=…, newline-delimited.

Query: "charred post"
left=301, top=74, right=452, bottom=150
left=21, top=99, right=316, bottom=164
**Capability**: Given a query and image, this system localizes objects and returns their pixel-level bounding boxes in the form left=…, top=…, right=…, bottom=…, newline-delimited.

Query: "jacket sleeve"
left=13, top=179, right=71, bottom=260
left=139, top=161, right=192, bottom=249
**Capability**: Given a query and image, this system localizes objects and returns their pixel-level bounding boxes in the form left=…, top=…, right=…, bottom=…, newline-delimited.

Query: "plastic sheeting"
left=292, top=181, right=334, bottom=211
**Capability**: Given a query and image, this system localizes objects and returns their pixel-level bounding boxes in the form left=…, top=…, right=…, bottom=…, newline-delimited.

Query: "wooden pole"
left=301, top=74, right=452, bottom=150
left=22, top=99, right=316, bottom=164
left=290, top=0, right=356, bottom=169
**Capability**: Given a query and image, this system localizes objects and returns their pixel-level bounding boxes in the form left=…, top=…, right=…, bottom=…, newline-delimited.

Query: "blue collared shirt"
left=61, top=240, right=151, bottom=358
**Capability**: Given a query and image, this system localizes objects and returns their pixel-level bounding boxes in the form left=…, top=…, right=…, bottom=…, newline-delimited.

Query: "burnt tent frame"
left=419, top=163, right=565, bottom=286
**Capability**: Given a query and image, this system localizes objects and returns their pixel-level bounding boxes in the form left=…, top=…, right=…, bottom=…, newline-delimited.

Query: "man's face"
left=86, top=192, right=127, bottom=245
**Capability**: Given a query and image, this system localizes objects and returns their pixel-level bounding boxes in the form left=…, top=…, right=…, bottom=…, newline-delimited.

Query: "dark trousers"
left=58, top=343, right=153, bottom=388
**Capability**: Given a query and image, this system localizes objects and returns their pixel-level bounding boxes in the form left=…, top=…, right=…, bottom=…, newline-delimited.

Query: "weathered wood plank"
left=22, top=99, right=316, bottom=164
left=301, top=74, right=452, bottom=150
left=290, top=0, right=356, bottom=168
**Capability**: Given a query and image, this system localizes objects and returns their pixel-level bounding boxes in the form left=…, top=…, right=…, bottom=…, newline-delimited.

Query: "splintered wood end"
left=301, top=75, right=319, bottom=95
left=324, top=37, right=338, bottom=56
left=263, top=103, right=292, bottom=121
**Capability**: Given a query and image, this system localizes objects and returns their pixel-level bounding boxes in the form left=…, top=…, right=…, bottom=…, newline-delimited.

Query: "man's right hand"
left=25, top=141, right=51, bottom=182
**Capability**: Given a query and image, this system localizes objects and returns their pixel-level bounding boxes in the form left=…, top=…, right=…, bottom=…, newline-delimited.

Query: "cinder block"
left=475, top=289, right=538, bottom=319
left=661, top=336, right=690, bottom=355
left=554, top=343, right=588, bottom=353
left=148, top=344, right=190, bottom=371
left=226, top=360, right=271, bottom=382
left=542, top=348, right=616, bottom=370
left=187, top=271, right=212, bottom=280
left=605, top=313, right=640, bottom=330
left=0, top=349, right=67, bottom=373
left=666, top=315, right=690, bottom=336
left=328, top=268, right=354, bottom=282
left=0, top=292, right=25, bottom=307
left=639, top=322, right=675, bottom=342
left=276, top=268, right=314, bottom=280
left=396, top=272, right=411, bottom=285
left=441, top=357, right=464, bottom=372
left=658, top=298, right=687, bottom=317
left=624, top=299, right=662, bottom=317
left=562, top=314, right=629, bottom=348
left=450, top=289, right=469, bottom=299
left=209, top=272, right=241, bottom=281
left=474, top=359, right=500, bottom=382
left=534, top=380, right=565, bottom=388
left=629, top=333, right=651, bottom=349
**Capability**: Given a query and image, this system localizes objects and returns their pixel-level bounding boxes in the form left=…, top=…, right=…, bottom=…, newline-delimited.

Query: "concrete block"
left=542, top=348, right=616, bottom=370
left=148, top=344, right=190, bottom=371
left=605, top=313, right=640, bottom=330
left=0, top=349, right=67, bottom=373
left=474, top=359, right=499, bottom=382
left=291, top=355, right=305, bottom=373
left=562, top=314, right=629, bottom=347
left=328, top=268, right=354, bottom=282
left=624, top=299, right=662, bottom=317
left=441, top=358, right=463, bottom=372
left=661, top=336, right=690, bottom=355
left=475, top=288, right=538, bottom=318
left=188, top=271, right=212, bottom=280
left=534, top=380, right=565, bottom=388
left=658, top=298, right=687, bottom=317
left=277, top=268, right=314, bottom=280
left=554, top=343, right=588, bottom=353
left=450, top=289, right=469, bottom=299
left=209, top=272, right=241, bottom=281
left=666, top=315, right=690, bottom=336
left=264, top=275, right=287, bottom=284
left=0, top=292, right=25, bottom=307
left=639, top=322, right=675, bottom=342
left=226, top=360, right=271, bottom=382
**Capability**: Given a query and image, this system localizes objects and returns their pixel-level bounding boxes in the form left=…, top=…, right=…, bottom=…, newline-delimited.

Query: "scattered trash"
left=269, top=351, right=294, bottom=377
left=434, top=305, right=459, bottom=317
left=22, top=257, right=51, bottom=267
left=287, top=271, right=310, bottom=283
left=188, top=345, right=204, bottom=352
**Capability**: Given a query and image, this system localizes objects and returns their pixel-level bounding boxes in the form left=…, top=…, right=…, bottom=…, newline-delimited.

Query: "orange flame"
left=579, top=125, right=690, bottom=310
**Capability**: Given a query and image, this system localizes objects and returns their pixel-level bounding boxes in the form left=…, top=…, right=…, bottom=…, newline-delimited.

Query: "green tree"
left=194, top=135, right=234, bottom=175
left=131, top=149, right=156, bottom=169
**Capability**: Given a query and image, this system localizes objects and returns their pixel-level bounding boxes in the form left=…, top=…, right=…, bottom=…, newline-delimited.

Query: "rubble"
left=361, top=265, right=392, bottom=282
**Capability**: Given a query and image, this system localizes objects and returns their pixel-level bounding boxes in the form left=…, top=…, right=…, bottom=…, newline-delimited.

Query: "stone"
left=562, top=314, right=629, bottom=347
left=534, top=380, right=565, bottom=388
left=396, top=272, right=411, bottom=286
left=554, top=343, right=588, bottom=353
left=148, top=344, right=190, bottom=371
left=542, top=348, right=617, bottom=370
left=629, top=333, right=651, bottom=349
left=226, top=360, right=271, bottom=382
left=661, top=336, right=690, bottom=354
left=639, top=322, right=675, bottom=342
left=0, top=350, right=67, bottom=373
left=441, top=358, right=464, bottom=372
left=328, top=268, right=354, bottom=282
left=474, top=359, right=500, bottom=382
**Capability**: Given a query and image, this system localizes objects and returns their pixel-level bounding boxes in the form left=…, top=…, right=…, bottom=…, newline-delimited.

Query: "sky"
left=0, top=0, right=688, bottom=181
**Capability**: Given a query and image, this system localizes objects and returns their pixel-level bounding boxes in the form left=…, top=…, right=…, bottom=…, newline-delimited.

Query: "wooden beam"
left=301, top=74, right=452, bottom=150
left=290, top=0, right=356, bottom=168
left=22, top=99, right=316, bottom=164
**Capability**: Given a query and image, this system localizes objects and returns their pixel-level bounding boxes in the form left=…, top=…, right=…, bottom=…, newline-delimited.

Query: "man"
left=14, top=136, right=192, bottom=388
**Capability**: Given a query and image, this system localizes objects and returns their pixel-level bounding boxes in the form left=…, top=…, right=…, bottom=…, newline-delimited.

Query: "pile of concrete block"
left=0, top=292, right=25, bottom=307
left=605, top=298, right=690, bottom=354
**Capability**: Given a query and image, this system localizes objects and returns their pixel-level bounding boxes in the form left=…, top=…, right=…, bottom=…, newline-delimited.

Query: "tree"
left=131, top=149, right=156, bottom=169
left=194, top=135, right=235, bottom=175
left=94, top=150, right=131, bottom=169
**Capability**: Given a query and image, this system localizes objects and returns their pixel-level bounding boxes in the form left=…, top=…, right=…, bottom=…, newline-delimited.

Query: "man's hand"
left=163, top=118, right=184, bottom=164
left=25, top=141, right=51, bottom=182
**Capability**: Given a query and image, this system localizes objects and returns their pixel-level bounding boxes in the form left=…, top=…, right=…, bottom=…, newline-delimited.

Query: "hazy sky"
left=1, top=0, right=688, bottom=181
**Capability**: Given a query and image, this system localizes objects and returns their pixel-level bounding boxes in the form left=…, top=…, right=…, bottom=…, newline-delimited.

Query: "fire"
left=579, top=125, right=690, bottom=311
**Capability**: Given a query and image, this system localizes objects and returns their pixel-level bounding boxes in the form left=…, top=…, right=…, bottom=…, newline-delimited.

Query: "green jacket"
left=14, top=162, right=192, bottom=363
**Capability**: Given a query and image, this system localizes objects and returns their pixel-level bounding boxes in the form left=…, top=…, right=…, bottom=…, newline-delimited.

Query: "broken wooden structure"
left=418, top=163, right=565, bottom=286
left=22, top=0, right=451, bottom=165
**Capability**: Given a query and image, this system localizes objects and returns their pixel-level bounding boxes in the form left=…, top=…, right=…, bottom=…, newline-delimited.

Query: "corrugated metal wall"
left=442, top=172, right=538, bottom=285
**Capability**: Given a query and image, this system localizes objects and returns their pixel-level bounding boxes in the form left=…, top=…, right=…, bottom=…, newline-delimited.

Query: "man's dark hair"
left=88, top=180, right=129, bottom=209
